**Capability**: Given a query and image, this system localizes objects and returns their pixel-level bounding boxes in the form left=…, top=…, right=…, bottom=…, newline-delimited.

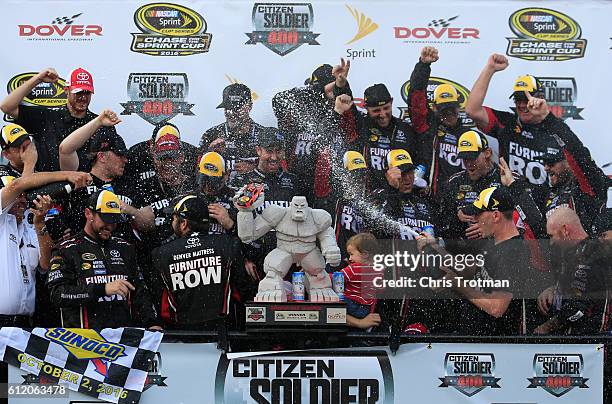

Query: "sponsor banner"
left=8, top=343, right=602, bottom=403
left=394, top=15, right=480, bottom=45
left=120, top=73, right=194, bottom=126
left=18, top=12, right=103, bottom=42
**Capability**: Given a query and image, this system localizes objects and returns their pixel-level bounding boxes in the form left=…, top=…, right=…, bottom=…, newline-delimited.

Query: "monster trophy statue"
left=234, top=184, right=341, bottom=302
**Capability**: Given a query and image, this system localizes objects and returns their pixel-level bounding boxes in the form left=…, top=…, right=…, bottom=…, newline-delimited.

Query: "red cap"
left=67, top=67, right=94, bottom=94
left=154, top=134, right=180, bottom=159
left=404, top=322, right=428, bottom=334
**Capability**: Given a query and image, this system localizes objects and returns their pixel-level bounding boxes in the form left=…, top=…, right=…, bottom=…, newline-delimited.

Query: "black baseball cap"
left=217, top=83, right=252, bottom=110
left=170, top=194, right=210, bottom=224
left=305, top=64, right=334, bottom=86
left=537, top=146, right=565, bottom=165
left=364, top=84, right=392, bottom=107
left=257, top=127, right=285, bottom=149
left=89, top=128, right=128, bottom=157
left=462, top=187, right=514, bottom=216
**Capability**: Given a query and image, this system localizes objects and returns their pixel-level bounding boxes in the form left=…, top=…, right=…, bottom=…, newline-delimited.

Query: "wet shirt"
left=203, top=186, right=238, bottom=236
left=372, top=187, right=435, bottom=240
left=15, top=105, right=115, bottom=172
left=333, top=198, right=367, bottom=267
left=458, top=235, right=529, bottom=336
left=124, top=139, right=199, bottom=183
left=543, top=180, right=603, bottom=232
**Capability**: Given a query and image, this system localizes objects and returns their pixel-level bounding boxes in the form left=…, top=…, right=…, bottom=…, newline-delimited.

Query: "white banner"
left=7, top=342, right=604, bottom=403
left=1, top=0, right=611, bottom=175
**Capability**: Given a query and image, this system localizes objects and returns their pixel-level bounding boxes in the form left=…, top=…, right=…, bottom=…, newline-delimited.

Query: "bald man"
left=534, top=207, right=609, bottom=334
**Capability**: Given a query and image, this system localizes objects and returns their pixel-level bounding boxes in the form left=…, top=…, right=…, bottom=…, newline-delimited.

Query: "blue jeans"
left=345, top=298, right=371, bottom=319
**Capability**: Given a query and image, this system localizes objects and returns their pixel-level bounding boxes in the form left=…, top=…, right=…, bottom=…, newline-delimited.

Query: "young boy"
left=342, top=233, right=379, bottom=319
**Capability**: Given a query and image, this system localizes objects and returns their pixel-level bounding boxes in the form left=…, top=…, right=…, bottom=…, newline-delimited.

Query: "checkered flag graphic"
left=51, top=13, right=82, bottom=25
left=428, top=16, right=459, bottom=27
left=0, top=327, right=163, bottom=404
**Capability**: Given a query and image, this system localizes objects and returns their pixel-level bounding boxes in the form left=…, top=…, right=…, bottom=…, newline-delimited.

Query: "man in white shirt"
left=0, top=170, right=90, bottom=326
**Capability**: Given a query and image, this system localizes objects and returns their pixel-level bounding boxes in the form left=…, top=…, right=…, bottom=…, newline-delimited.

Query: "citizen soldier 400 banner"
left=7, top=343, right=603, bottom=403
left=0, top=0, right=611, bottom=176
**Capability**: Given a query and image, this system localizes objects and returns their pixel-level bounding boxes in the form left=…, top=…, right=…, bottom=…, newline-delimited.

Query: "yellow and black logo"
left=6, top=73, right=67, bottom=108
left=130, top=3, right=212, bottom=56
left=399, top=76, right=474, bottom=127
left=506, top=8, right=587, bottom=61
left=81, top=263, right=92, bottom=270
left=44, top=328, right=126, bottom=361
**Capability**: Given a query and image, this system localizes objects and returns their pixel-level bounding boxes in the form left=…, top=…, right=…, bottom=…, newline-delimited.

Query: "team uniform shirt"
left=153, top=232, right=244, bottom=327
left=124, top=139, right=199, bottom=185
left=543, top=179, right=603, bottom=233
left=0, top=164, right=22, bottom=183
left=46, top=232, right=159, bottom=328
left=372, top=187, right=435, bottom=240
left=341, top=263, right=377, bottom=306
left=550, top=238, right=609, bottom=335
left=407, top=60, right=469, bottom=196
left=333, top=198, right=367, bottom=267
left=202, top=186, right=238, bottom=235
left=15, top=105, right=116, bottom=172
left=458, top=235, right=529, bottom=336
left=199, top=120, right=265, bottom=180
left=357, top=115, right=420, bottom=192
left=0, top=194, right=39, bottom=316
left=439, top=167, right=503, bottom=240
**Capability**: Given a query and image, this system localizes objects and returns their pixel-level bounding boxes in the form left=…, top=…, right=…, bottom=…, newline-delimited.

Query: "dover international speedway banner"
left=7, top=342, right=603, bottom=403
left=1, top=0, right=611, bottom=178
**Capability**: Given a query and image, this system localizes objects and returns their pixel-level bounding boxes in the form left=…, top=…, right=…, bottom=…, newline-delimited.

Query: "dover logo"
left=121, top=73, right=194, bottom=125
left=506, top=8, right=587, bottom=61
left=131, top=3, right=212, bottom=56
left=44, top=328, right=126, bottom=378
left=215, top=350, right=393, bottom=403
left=18, top=13, right=102, bottom=41
left=399, top=77, right=474, bottom=127
left=439, top=353, right=501, bottom=397
left=394, top=16, right=479, bottom=44
left=245, top=3, right=320, bottom=56
left=539, top=77, right=584, bottom=120
left=528, top=354, right=589, bottom=397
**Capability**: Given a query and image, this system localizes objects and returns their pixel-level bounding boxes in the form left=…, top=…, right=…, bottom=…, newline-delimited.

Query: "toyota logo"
left=76, top=72, right=90, bottom=81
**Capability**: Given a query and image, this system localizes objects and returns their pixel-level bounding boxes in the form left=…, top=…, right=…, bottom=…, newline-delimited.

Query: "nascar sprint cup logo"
left=245, top=3, right=320, bottom=56
left=527, top=354, right=589, bottom=397
left=506, top=8, right=587, bottom=61
left=399, top=77, right=474, bottom=127
left=7, top=73, right=67, bottom=108
left=120, top=73, right=194, bottom=125
left=131, top=3, right=212, bottom=56
left=215, top=350, right=393, bottom=403
left=439, top=353, right=501, bottom=397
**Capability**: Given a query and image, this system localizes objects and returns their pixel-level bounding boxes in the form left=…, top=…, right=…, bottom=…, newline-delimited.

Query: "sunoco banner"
left=7, top=343, right=602, bottom=403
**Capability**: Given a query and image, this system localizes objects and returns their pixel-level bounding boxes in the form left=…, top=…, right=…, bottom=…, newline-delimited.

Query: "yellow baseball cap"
left=387, top=149, right=414, bottom=172
left=1, top=124, right=31, bottom=150
left=457, top=130, right=489, bottom=160
left=0, top=175, right=16, bottom=188
left=87, top=190, right=124, bottom=223
left=153, top=123, right=180, bottom=143
left=199, top=152, right=225, bottom=178
left=342, top=151, right=367, bottom=171
left=511, top=75, right=543, bottom=99
left=463, top=187, right=514, bottom=216
left=433, top=84, right=459, bottom=108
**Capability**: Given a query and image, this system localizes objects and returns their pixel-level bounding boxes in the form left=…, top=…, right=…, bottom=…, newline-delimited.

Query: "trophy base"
left=245, top=301, right=347, bottom=332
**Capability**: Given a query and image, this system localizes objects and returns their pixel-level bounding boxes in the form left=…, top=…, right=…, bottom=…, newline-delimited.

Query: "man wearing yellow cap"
left=1, top=124, right=38, bottom=184
left=407, top=46, right=470, bottom=196
left=197, top=152, right=237, bottom=235
left=47, top=189, right=160, bottom=329
left=466, top=54, right=608, bottom=202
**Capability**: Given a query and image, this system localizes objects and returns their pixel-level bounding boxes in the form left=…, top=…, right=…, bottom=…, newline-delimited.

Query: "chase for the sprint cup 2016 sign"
left=215, top=350, right=393, bottom=404
left=120, top=73, right=194, bottom=126
left=130, top=3, right=212, bottom=56
left=506, top=8, right=587, bottom=61
left=245, top=3, right=320, bottom=56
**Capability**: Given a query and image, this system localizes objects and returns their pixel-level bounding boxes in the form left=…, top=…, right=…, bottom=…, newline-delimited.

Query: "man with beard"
left=125, top=122, right=199, bottom=186
left=0, top=164, right=90, bottom=327
left=439, top=130, right=502, bottom=242
left=200, top=84, right=265, bottom=180
left=534, top=208, right=608, bottom=335
left=407, top=46, right=470, bottom=196
left=466, top=54, right=608, bottom=201
left=0, top=67, right=118, bottom=172
left=47, top=190, right=161, bottom=329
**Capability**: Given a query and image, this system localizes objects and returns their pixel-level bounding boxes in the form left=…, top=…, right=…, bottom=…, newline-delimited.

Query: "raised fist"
left=334, top=94, right=353, bottom=114
left=36, top=68, right=59, bottom=84
left=487, top=54, right=509, bottom=72
left=420, top=46, right=439, bottom=64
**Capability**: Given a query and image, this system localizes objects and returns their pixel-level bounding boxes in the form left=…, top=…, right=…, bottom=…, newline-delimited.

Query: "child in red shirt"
left=342, top=233, right=379, bottom=319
